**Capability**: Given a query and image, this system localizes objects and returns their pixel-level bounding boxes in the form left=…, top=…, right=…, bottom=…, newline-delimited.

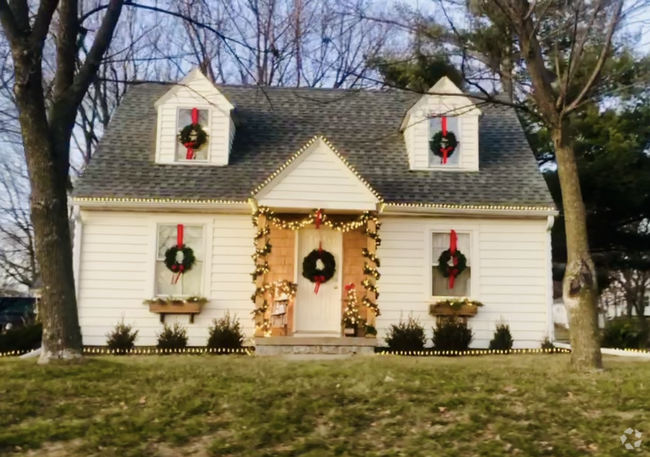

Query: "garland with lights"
left=302, top=249, right=336, bottom=293
left=251, top=211, right=272, bottom=335
left=361, top=248, right=381, bottom=267
left=177, top=107, right=208, bottom=160
left=362, top=218, right=382, bottom=318
left=253, top=206, right=373, bottom=232
left=429, top=116, right=458, bottom=165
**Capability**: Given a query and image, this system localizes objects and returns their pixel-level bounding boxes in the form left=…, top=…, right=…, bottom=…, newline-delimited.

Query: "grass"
left=1, top=355, right=649, bottom=457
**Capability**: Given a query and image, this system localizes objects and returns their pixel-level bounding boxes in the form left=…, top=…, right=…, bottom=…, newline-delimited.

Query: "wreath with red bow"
left=302, top=249, right=336, bottom=293
left=177, top=108, right=209, bottom=160
left=164, top=245, right=196, bottom=275
left=437, top=249, right=467, bottom=278
left=430, top=130, right=458, bottom=162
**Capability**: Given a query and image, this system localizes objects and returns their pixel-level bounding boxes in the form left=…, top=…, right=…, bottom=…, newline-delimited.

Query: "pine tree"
left=342, top=284, right=364, bottom=331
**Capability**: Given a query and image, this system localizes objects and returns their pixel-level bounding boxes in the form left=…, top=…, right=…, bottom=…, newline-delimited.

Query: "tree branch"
left=0, top=0, right=25, bottom=46
left=30, top=0, right=61, bottom=50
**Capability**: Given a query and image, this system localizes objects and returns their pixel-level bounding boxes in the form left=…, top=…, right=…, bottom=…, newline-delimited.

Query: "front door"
left=294, top=228, right=342, bottom=336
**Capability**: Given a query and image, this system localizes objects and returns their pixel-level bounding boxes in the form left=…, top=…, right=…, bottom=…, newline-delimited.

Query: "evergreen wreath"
left=177, top=123, right=208, bottom=152
left=164, top=245, right=196, bottom=274
left=302, top=249, right=336, bottom=284
left=430, top=130, right=458, bottom=160
left=437, top=249, right=467, bottom=278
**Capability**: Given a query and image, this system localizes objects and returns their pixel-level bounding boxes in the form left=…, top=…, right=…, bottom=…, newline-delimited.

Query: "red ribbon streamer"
left=185, top=108, right=200, bottom=160
left=315, top=209, right=322, bottom=229
left=439, top=117, right=453, bottom=164
left=172, top=224, right=185, bottom=285
left=313, top=275, right=325, bottom=293
left=448, top=229, right=459, bottom=289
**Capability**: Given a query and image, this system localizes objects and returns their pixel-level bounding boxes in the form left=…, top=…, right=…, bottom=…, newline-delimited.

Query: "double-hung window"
left=431, top=231, right=471, bottom=297
left=175, top=108, right=209, bottom=162
left=155, top=224, right=204, bottom=296
left=429, top=116, right=461, bottom=167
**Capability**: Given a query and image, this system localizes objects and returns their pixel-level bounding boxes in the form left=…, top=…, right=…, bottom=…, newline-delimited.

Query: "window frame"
left=147, top=217, right=213, bottom=299
left=427, top=115, right=463, bottom=169
left=427, top=227, right=479, bottom=301
left=174, top=106, right=212, bottom=164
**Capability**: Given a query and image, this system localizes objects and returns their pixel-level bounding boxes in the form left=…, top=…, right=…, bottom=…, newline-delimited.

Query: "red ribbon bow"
left=448, top=229, right=459, bottom=289
left=313, top=275, right=326, bottom=294
left=185, top=108, right=199, bottom=160
left=345, top=283, right=355, bottom=291
left=439, top=117, right=453, bottom=165
left=172, top=224, right=184, bottom=285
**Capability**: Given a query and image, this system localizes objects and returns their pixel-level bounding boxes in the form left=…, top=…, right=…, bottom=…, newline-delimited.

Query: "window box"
left=144, top=297, right=208, bottom=323
left=429, top=299, right=483, bottom=318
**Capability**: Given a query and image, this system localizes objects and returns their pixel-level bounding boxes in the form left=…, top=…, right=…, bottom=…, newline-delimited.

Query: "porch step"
left=255, top=336, right=377, bottom=357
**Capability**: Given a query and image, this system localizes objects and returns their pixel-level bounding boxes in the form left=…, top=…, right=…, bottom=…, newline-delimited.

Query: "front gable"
left=253, top=137, right=381, bottom=211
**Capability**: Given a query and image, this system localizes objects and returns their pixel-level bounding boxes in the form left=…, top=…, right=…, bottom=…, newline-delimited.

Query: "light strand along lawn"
left=0, top=355, right=648, bottom=457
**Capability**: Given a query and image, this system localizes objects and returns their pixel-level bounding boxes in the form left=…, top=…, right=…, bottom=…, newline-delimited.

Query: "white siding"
left=377, top=216, right=550, bottom=348
left=77, top=211, right=255, bottom=346
left=405, top=101, right=480, bottom=171
left=257, top=139, right=378, bottom=210
left=155, top=74, right=233, bottom=166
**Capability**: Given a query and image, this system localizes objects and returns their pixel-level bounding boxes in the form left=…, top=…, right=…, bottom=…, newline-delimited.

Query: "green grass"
left=1, top=355, right=649, bottom=456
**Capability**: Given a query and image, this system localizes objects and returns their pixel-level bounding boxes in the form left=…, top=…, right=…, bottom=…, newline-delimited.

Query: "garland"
left=302, top=249, right=336, bottom=293
left=253, top=206, right=373, bottom=232
left=143, top=296, right=208, bottom=306
left=361, top=248, right=381, bottom=267
left=251, top=213, right=272, bottom=335
left=362, top=218, right=381, bottom=318
left=177, top=107, right=208, bottom=160
left=429, top=117, right=458, bottom=165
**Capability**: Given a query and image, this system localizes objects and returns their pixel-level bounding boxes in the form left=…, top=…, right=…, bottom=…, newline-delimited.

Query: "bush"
left=106, top=319, right=138, bottom=353
left=156, top=322, right=188, bottom=351
left=385, top=316, right=426, bottom=352
left=0, top=322, right=42, bottom=353
left=601, top=319, right=644, bottom=349
left=541, top=336, right=555, bottom=350
left=207, top=312, right=244, bottom=350
left=489, top=320, right=514, bottom=351
left=432, top=316, right=473, bottom=352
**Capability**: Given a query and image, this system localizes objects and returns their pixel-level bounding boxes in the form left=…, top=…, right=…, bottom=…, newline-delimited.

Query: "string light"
left=361, top=248, right=381, bottom=267
left=73, top=197, right=247, bottom=205
left=342, top=285, right=364, bottom=329
left=385, top=202, right=556, bottom=212
left=250, top=136, right=384, bottom=202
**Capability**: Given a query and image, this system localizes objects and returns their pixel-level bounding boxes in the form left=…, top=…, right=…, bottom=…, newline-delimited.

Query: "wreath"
left=302, top=249, right=336, bottom=285
left=437, top=249, right=467, bottom=278
left=177, top=123, right=208, bottom=155
left=430, top=130, right=458, bottom=160
left=164, top=245, right=196, bottom=274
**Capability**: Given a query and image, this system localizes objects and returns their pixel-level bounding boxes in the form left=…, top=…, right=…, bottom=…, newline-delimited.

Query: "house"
left=71, top=70, right=557, bottom=353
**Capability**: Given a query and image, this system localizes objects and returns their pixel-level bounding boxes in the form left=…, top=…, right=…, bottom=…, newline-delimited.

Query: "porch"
left=251, top=207, right=381, bottom=347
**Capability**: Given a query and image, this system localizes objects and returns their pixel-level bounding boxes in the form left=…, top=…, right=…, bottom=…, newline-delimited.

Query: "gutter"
left=381, top=204, right=558, bottom=218
left=71, top=197, right=250, bottom=212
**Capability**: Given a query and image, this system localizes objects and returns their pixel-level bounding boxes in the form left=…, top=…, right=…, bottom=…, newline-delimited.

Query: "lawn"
left=0, top=355, right=648, bottom=457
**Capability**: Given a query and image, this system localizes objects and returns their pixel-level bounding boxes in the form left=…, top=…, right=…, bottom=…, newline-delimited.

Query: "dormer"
left=154, top=69, right=235, bottom=166
left=400, top=77, right=481, bottom=171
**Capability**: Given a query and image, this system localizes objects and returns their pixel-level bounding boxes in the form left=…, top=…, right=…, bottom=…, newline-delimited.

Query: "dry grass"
left=1, top=354, right=649, bottom=456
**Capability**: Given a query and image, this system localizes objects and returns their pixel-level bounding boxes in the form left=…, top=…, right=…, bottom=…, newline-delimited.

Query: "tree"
left=0, top=0, right=127, bottom=361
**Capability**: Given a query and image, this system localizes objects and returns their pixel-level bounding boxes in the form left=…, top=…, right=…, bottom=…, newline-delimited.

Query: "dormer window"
left=176, top=108, right=210, bottom=162
left=429, top=116, right=460, bottom=167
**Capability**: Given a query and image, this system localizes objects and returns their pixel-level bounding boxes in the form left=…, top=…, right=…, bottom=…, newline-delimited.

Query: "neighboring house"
left=71, top=70, right=557, bottom=350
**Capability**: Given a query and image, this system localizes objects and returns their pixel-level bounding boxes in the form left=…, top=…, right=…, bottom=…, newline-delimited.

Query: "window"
left=432, top=232, right=471, bottom=297
left=429, top=116, right=460, bottom=166
left=175, top=108, right=209, bottom=161
left=155, top=224, right=204, bottom=296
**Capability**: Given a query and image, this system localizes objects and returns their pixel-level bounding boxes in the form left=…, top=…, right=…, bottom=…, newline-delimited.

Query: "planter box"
left=429, top=303, right=479, bottom=317
left=148, top=301, right=204, bottom=323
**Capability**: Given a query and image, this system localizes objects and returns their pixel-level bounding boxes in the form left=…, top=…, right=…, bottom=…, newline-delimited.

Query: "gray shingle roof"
left=74, top=83, right=554, bottom=208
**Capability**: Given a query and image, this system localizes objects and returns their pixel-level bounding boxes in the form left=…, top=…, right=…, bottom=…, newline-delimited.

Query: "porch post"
left=254, top=213, right=270, bottom=336
left=365, top=218, right=378, bottom=326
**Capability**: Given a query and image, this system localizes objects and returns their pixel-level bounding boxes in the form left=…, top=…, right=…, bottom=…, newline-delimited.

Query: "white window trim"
left=146, top=216, right=213, bottom=299
left=427, top=116, right=463, bottom=169
left=174, top=106, right=212, bottom=164
left=426, top=226, right=479, bottom=302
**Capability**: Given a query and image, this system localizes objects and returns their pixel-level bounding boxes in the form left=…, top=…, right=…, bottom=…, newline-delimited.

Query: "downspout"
left=546, top=215, right=555, bottom=342
left=72, top=205, right=83, bottom=297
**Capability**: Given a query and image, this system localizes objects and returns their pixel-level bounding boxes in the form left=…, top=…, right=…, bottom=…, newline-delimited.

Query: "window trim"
left=147, top=216, right=213, bottom=299
left=427, top=227, right=479, bottom=301
left=174, top=106, right=212, bottom=164
left=427, top=116, right=463, bottom=169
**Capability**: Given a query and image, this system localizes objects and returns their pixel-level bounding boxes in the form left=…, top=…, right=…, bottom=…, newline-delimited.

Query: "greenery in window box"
left=143, top=296, right=208, bottom=306
left=429, top=298, right=483, bottom=317
left=156, top=322, right=189, bottom=351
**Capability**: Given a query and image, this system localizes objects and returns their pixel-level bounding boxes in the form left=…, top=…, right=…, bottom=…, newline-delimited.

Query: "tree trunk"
left=553, top=126, right=602, bottom=370
left=13, top=56, right=82, bottom=363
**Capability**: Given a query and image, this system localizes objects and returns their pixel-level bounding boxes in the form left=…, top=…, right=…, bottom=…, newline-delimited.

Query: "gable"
left=254, top=137, right=381, bottom=211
